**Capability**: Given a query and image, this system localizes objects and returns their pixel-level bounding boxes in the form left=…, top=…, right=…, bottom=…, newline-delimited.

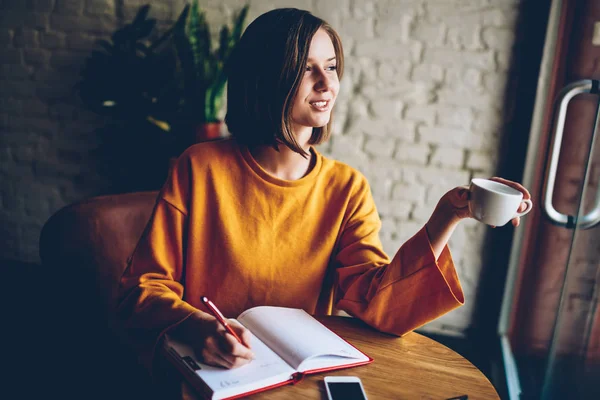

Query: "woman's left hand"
left=426, top=177, right=531, bottom=258
left=436, top=176, right=532, bottom=227
left=438, top=177, right=531, bottom=227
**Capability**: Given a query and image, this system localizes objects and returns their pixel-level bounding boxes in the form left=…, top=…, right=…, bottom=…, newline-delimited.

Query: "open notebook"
left=163, top=306, right=372, bottom=400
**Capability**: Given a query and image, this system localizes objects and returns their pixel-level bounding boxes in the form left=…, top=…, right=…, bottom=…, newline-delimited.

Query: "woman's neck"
left=249, top=126, right=317, bottom=181
left=249, top=143, right=315, bottom=181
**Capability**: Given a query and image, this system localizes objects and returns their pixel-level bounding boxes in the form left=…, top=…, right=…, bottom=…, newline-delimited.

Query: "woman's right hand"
left=171, top=311, right=254, bottom=369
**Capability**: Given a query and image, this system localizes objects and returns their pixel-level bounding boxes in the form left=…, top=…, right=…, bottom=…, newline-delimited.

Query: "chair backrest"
left=39, top=191, right=159, bottom=316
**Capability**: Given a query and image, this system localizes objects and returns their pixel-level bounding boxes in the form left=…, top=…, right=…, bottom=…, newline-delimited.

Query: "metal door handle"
left=542, top=79, right=600, bottom=229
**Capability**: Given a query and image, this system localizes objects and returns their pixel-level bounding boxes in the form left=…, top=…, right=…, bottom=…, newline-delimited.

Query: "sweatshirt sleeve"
left=334, top=176, right=464, bottom=336
left=116, top=157, right=198, bottom=370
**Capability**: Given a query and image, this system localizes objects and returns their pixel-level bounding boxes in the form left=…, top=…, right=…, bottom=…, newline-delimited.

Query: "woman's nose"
left=314, top=70, right=332, bottom=92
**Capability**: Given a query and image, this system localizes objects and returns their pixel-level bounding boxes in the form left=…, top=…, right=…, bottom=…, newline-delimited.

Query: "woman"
left=117, top=8, right=530, bottom=371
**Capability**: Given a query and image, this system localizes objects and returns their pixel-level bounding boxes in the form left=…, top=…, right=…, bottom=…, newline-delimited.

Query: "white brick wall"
left=0, top=0, right=522, bottom=337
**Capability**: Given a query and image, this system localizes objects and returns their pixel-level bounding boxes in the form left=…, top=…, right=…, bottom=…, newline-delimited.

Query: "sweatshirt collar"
left=238, top=143, right=323, bottom=187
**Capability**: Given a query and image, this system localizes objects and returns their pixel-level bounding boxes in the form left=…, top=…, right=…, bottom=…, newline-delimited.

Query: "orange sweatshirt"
left=117, top=139, right=464, bottom=367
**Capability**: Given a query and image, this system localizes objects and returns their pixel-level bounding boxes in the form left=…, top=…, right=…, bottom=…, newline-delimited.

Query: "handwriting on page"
left=219, top=379, right=240, bottom=388
left=217, top=359, right=283, bottom=388
left=258, top=361, right=281, bottom=369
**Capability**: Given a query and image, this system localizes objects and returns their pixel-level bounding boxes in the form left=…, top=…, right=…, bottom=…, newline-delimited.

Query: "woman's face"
left=291, top=28, right=340, bottom=136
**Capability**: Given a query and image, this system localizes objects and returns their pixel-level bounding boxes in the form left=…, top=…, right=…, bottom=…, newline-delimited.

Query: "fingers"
left=223, top=332, right=255, bottom=361
left=449, top=186, right=470, bottom=206
left=198, top=323, right=254, bottom=369
left=199, top=339, right=253, bottom=369
left=489, top=177, right=531, bottom=200
left=201, top=349, right=251, bottom=369
left=212, top=343, right=254, bottom=369
left=228, top=319, right=253, bottom=349
left=518, top=202, right=529, bottom=212
left=449, top=186, right=471, bottom=219
left=457, top=186, right=470, bottom=200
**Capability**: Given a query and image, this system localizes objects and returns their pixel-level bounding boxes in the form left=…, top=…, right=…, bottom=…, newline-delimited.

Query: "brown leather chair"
left=38, top=191, right=160, bottom=399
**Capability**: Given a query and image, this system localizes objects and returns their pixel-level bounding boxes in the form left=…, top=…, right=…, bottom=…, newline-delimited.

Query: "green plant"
left=174, top=0, right=249, bottom=123
left=77, top=2, right=249, bottom=157
left=78, top=5, right=179, bottom=132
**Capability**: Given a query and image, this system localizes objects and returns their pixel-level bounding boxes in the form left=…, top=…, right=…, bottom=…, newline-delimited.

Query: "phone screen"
left=326, top=382, right=367, bottom=400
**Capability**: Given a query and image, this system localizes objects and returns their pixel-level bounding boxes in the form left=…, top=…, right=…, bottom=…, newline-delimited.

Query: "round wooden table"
left=180, top=316, right=500, bottom=399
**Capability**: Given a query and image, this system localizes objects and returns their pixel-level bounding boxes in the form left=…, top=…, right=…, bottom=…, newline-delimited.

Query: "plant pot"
left=195, top=122, right=223, bottom=142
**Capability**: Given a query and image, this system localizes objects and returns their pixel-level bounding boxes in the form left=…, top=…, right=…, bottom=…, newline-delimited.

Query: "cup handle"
left=514, top=199, right=533, bottom=218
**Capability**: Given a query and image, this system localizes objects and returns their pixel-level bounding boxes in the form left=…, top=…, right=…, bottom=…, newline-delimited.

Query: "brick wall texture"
left=1, top=0, right=522, bottom=336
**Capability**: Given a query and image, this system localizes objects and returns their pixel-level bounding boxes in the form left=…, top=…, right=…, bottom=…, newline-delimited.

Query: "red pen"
left=201, top=296, right=243, bottom=344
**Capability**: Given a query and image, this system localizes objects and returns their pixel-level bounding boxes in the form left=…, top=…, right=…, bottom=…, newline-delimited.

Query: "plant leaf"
left=137, top=19, right=156, bottom=39
left=198, top=11, right=211, bottom=59
left=187, top=0, right=203, bottom=73
left=111, top=27, right=129, bottom=47
left=174, top=4, right=190, bottom=32
left=135, top=42, right=150, bottom=56
left=95, top=39, right=114, bottom=55
left=231, top=3, right=249, bottom=42
left=132, top=5, right=151, bottom=26
left=218, top=25, right=229, bottom=61
left=174, top=4, right=201, bottom=119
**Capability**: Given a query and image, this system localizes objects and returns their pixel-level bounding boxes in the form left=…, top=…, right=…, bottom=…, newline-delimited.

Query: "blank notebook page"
left=237, top=306, right=368, bottom=370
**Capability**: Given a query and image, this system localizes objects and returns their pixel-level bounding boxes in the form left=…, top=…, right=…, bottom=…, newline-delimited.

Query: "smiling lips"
left=309, top=100, right=331, bottom=111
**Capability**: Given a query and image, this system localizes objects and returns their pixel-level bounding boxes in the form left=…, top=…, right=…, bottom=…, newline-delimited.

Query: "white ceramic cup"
left=468, top=178, right=533, bottom=226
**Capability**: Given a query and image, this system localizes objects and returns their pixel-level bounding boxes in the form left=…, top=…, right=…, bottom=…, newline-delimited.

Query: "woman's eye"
left=304, top=65, right=336, bottom=73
